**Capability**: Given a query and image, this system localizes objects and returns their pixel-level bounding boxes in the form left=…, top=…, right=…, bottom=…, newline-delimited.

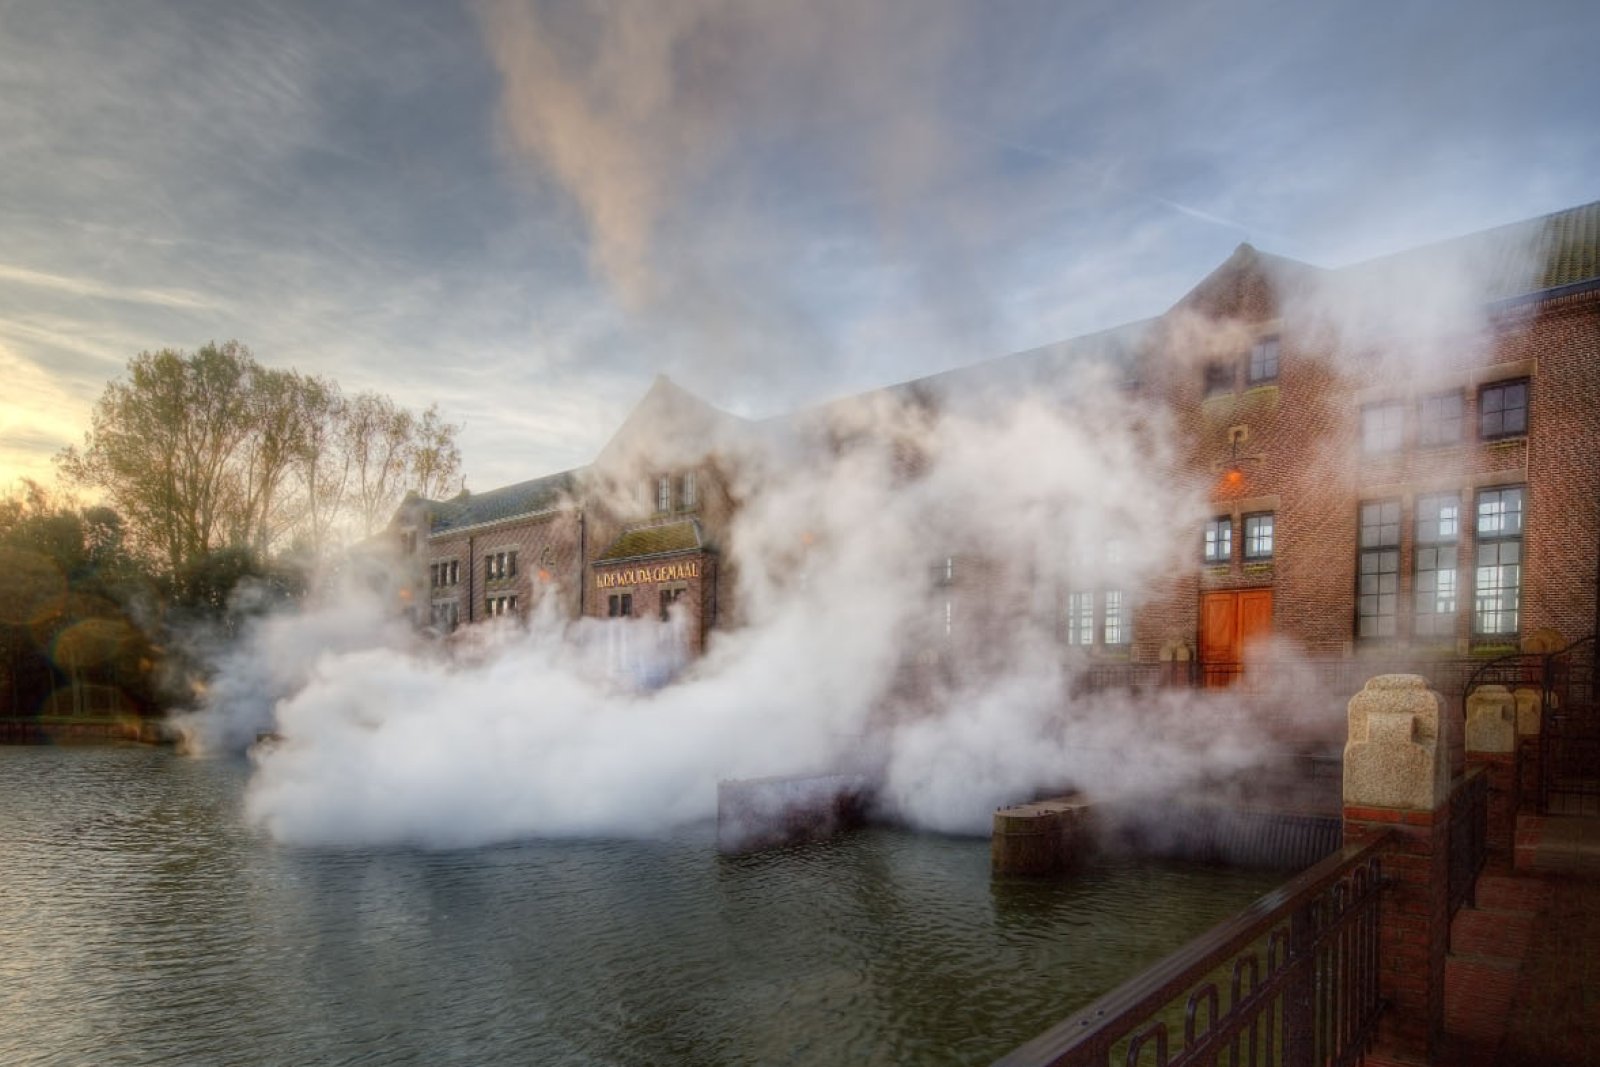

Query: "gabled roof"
left=426, top=469, right=579, bottom=534
left=1168, top=242, right=1327, bottom=318
left=591, top=374, right=750, bottom=473
left=594, top=519, right=704, bottom=563
left=1339, top=199, right=1600, bottom=302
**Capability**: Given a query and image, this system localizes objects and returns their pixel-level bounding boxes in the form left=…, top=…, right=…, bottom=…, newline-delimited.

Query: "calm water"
left=0, top=747, right=1285, bottom=1066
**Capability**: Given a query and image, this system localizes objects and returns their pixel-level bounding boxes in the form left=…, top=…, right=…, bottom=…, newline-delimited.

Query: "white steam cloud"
left=191, top=359, right=1323, bottom=849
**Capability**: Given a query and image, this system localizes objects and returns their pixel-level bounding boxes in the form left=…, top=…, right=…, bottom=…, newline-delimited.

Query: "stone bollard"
left=1465, top=686, right=1517, bottom=867
left=1342, top=674, right=1451, bottom=1066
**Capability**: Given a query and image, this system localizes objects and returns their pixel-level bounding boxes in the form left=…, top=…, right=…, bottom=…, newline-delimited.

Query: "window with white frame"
left=1103, top=591, right=1130, bottom=646
left=681, top=472, right=697, bottom=509
left=1357, top=500, right=1401, bottom=638
left=1361, top=402, right=1405, bottom=455
left=656, top=475, right=672, bottom=513
left=1474, top=487, right=1523, bottom=635
left=1065, top=591, right=1094, bottom=646
left=1413, top=493, right=1460, bottom=638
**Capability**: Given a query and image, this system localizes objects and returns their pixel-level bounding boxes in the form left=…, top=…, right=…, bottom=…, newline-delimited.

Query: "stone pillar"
left=1342, top=674, right=1451, bottom=1065
left=1513, top=685, right=1546, bottom=807
left=1158, top=638, right=1192, bottom=687
left=1465, top=685, right=1518, bottom=867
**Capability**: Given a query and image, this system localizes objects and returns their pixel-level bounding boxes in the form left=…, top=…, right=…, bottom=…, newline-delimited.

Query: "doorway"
left=1200, top=589, right=1273, bottom=687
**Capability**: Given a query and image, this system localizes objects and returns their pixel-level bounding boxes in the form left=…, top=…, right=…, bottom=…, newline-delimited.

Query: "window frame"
left=1361, top=401, right=1405, bottom=456
left=1102, top=590, right=1131, bottom=647
left=1203, top=517, right=1233, bottom=565
left=1064, top=591, right=1094, bottom=646
left=1417, top=390, right=1464, bottom=448
left=1413, top=492, right=1461, bottom=639
left=1478, top=380, right=1529, bottom=441
left=1472, top=486, right=1525, bottom=637
left=1242, top=512, right=1275, bottom=561
left=1203, top=361, right=1235, bottom=397
left=1247, top=336, right=1279, bottom=385
left=1356, top=499, right=1402, bottom=640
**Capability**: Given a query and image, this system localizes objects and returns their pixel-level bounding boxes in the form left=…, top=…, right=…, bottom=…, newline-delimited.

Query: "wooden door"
left=1200, top=589, right=1273, bottom=686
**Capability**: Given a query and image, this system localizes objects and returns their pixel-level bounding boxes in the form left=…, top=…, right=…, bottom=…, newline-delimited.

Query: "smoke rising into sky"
left=201, top=359, right=1319, bottom=848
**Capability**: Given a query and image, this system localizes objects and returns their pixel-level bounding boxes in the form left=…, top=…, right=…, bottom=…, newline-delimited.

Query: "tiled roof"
left=427, top=469, right=579, bottom=534
left=594, top=520, right=703, bottom=563
left=1341, top=200, right=1600, bottom=302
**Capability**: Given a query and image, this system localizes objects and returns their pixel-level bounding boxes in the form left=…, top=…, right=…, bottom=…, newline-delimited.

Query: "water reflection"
left=0, top=748, right=1283, bottom=1066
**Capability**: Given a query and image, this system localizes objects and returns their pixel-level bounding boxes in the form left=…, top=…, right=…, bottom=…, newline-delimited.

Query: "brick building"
left=396, top=201, right=1599, bottom=686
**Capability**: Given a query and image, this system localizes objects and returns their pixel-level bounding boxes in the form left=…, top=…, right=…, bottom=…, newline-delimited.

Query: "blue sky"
left=2, top=0, right=1596, bottom=490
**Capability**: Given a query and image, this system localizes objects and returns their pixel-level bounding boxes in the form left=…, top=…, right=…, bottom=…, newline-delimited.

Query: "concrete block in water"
left=716, top=774, right=871, bottom=855
left=991, top=796, right=1095, bottom=875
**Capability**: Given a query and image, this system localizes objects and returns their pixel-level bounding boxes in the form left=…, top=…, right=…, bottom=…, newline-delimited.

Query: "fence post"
left=1341, top=674, right=1453, bottom=1066
left=1465, top=685, right=1517, bottom=868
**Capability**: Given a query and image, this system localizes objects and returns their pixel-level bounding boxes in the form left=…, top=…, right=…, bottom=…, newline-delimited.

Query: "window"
left=1065, top=592, right=1094, bottom=646
left=430, top=601, right=458, bottom=632
left=1248, top=337, right=1279, bottom=384
left=1103, top=591, right=1130, bottom=646
left=608, top=593, right=633, bottom=618
left=429, top=563, right=439, bottom=589
left=1474, top=487, right=1524, bottom=635
left=933, top=555, right=955, bottom=587
left=1478, top=381, right=1528, bottom=440
left=681, top=472, right=697, bottom=510
left=1413, top=493, right=1460, bottom=638
left=1417, top=391, right=1464, bottom=447
left=485, top=551, right=516, bottom=581
left=1357, top=500, right=1401, bottom=638
left=485, top=595, right=517, bottom=617
left=1243, top=513, right=1275, bottom=560
left=657, top=475, right=672, bottom=513
left=430, top=561, right=459, bottom=588
left=1361, top=402, right=1405, bottom=455
left=659, top=587, right=685, bottom=621
left=1204, top=518, right=1232, bottom=564
left=1204, top=362, right=1234, bottom=396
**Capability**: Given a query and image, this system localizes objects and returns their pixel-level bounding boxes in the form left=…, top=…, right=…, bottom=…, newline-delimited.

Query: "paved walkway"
left=1432, top=815, right=1600, bottom=1067
left=1493, top=872, right=1600, bottom=1066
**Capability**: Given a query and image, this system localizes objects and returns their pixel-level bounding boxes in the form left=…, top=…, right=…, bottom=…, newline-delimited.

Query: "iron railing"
left=1540, top=635, right=1598, bottom=815
left=1447, top=766, right=1489, bottom=923
left=992, top=838, right=1387, bottom=1067
left=1077, top=658, right=1485, bottom=704
left=1461, top=635, right=1599, bottom=816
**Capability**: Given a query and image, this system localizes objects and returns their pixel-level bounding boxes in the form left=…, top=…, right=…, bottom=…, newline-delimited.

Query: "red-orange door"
left=1200, top=589, right=1273, bottom=686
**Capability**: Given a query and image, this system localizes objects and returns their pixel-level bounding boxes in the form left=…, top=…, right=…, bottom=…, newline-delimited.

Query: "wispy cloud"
left=0, top=263, right=219, bottom=311
left=0, top=0, right=1596, bottom=492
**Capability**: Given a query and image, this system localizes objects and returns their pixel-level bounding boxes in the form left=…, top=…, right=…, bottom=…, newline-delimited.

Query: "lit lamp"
left=1218, top=425, right=1257, bottom=489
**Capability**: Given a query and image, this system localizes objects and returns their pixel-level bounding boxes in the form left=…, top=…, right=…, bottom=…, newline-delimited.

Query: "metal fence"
left=1447, top=767, right=1489, bottom=923
left=1076, top=658, right=1485, bottom=706
left=991, top=838, right=1387, bottom=1067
